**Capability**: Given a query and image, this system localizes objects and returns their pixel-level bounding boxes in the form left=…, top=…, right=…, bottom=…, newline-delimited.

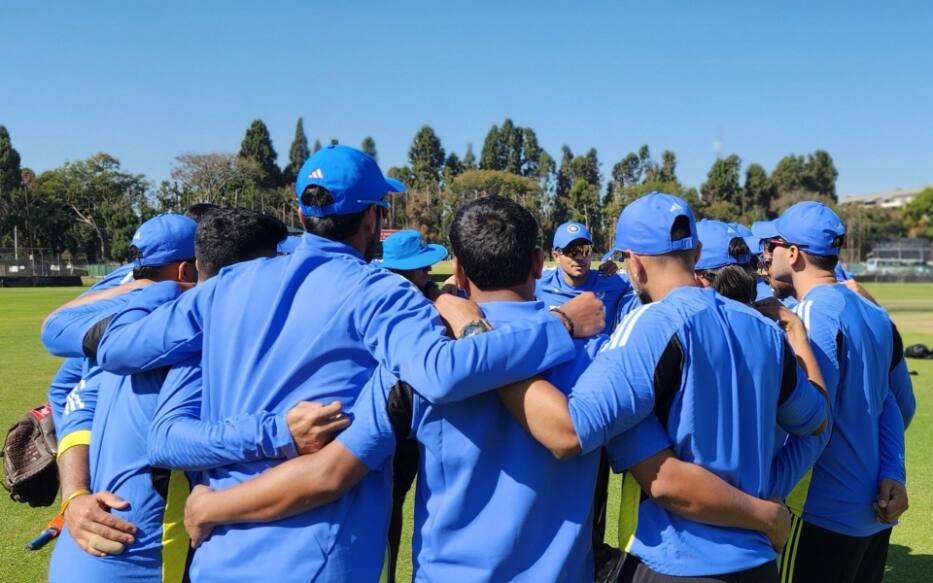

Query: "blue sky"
left=3, top=1, right=931, bottom=197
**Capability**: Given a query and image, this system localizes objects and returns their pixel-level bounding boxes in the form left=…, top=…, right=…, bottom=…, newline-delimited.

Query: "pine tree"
left=479, top=125, right=505, bottom=170
left=658, top=150, right=678, bottom=184
left=361, top=136, right=378, bottom=161
left=408, top=125, right=446, bottom=190
left=284, top=117, right=310, bottom=184
left=239, top=119, right=281, bottom=188
left=520, top=128, right=543, bottom=177
left=0, top=126, right=23, bottom=194
left=463, top=143, right=477, bottom=169
left=312, top=139, right=323, bottom=154
left=743, top=163, right=772, bottom=217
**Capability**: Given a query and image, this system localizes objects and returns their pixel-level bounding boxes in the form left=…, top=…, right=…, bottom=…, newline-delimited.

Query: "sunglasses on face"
left=765, top=239, right=797, bottom=254
left=560, top=245, right=592, bottom=259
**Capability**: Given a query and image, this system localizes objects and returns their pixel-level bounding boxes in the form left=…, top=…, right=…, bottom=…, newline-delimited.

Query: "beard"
left=363, top=210, right=382, bottom=262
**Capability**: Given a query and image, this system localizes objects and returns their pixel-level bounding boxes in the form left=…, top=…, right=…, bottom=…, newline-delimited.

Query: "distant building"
left=863, top=238, right=932, bottom=274
left=839, top=185, right=930, bottom=208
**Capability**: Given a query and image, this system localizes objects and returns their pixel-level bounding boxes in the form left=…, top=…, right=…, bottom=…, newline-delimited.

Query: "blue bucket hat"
left=696, top=220, right=751, bottom=270
left=295, top=145, right=394, bottom=218
left=380, top=230, right=448, bottom=271
left=130, top=214, right=197, bottom=268
left=612, top=192, right=698, bottom=256
left=553, top=221, right=593, bottom=250
left=773, top=202, right=846, bottom=256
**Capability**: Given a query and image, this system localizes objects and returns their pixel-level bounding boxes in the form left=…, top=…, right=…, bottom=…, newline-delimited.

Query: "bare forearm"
left=497, top=378, right=580, bottom=459
left=632, top=452, right=778, bottom=533
left=59, top=445, right=91, bottom=496
left=43, top=281, right=147, bottom=330
left=192, top=444, right=367, bottom=526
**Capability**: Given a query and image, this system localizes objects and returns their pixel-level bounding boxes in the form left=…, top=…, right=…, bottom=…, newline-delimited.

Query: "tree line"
left=0, top=120, right=929, bottom=264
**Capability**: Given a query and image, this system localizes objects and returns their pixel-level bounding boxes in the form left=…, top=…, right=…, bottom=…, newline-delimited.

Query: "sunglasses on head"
left=560, top=244, right=592, bottom=259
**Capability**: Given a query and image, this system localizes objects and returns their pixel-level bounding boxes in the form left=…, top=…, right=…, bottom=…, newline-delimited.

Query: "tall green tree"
left=443, top=152, right=464, bottom=182
left=31, top=153, right=148, bottom=261
left=0, top=125, right=22, bottom=194
left=0, top=125, right=24, bottom=248
left=903, top=187, right=933, bottom=238
left=658, top=150, right=678, bottom=184
left=408, top=125, right=446, bottom=190
left=479, top=125, right=506, bottom=171
left=803, top=150, right=838, bottom=201
left=520, top=128, right=543, bottom=177
left=239, top=119, right=281, bottom=188
left=283, top=117, right=310, bottom=184
left=551, top=146, right=575, bottom=227
left=503, top=119, right=523, bottom=175
left=701, top=154, right=743, bottom=218
left=463, top=144, right=477, bottom=170
left=361, top=136, right=378, bottom=161
left=771, top=155, right=806, bottom=196
left=743, top=163, right=772, bottom=217
left=637, top=145, right=656, bottom=182
left=571, top=148, right=601, bottom=188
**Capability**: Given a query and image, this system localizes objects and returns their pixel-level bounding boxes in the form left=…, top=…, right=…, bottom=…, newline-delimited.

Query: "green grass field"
left=0, top=284, right=931, bottom=581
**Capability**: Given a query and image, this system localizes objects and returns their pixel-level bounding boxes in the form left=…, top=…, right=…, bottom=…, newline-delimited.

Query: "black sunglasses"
left=560, top=245, right=592, bottom=259
left=765, top=238, right=808, bottom=254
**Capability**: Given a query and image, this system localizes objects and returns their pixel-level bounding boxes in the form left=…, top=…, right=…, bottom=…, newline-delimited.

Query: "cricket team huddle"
left=37, top=144, right=915, bottom=583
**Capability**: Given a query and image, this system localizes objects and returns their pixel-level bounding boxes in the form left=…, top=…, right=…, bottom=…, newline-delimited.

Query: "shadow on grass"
left=886, top=544, right=933, bottom=582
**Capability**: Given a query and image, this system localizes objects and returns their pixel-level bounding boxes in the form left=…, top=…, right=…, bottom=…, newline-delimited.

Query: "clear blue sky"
left=3, top=1, right=931, bottom=197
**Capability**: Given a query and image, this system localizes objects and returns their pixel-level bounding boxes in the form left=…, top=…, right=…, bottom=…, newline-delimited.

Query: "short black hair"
left=127, top=246, right=165, bottom=280
left=699, top=264, right=757, bottom=305
left=299, top=186, right=367, bottom=241
left=803, top=251, right=839, bottom=272
left=196, top=208, right=288, bottom=278
left=185, top=202, right=219, bottom=223
left=449, top=195, right=538, bottom=290
left=728, top=237, right=752, bottom=263
left=671, top=215, right=693, bottom=242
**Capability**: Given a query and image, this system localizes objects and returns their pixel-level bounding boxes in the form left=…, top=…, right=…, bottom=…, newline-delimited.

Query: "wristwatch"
left=459, top=318, right=493, bottom=338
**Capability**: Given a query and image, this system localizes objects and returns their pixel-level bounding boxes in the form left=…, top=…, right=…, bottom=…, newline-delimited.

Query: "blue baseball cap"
left=276, top=235, right=301, bottom=254
left=612, top=192, right=698, bottom=256
left=295, top=145, right=394, bottom=218
left=751, top=220, right=779, bottom=253
left=773, top=201, right=846, bottom=256
left=379, top=230, right=448, bottom=271
left=386, top=177, right=407, bottom=194
left=130, top=214, right=197, bottom=268
left=728, top=223, right=760, bottom=256
left=696, top=220, right=751, bottom=270
left=553, top=221, right=592, bottom=250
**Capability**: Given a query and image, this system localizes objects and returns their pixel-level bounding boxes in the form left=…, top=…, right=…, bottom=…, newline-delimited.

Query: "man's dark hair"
left=699, top=264, right=757, bottom=305
left=185, top=202, right=219, bottom=223
left=196, top=208, right=288, bottom=278
left=299, top=186, right=367, bottom=241
left=670, top=215, right=693, bottom=242
left=449, top=195, right=538, bottom=290
left=803, top=251, right=839, bottom=272
left=728, top=237, right=752, bottom=262
left=127, top=246, right=165, bottom=280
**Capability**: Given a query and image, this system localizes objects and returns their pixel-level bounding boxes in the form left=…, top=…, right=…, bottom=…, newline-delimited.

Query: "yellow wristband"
left=59, top=489, right=91, bottom=516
